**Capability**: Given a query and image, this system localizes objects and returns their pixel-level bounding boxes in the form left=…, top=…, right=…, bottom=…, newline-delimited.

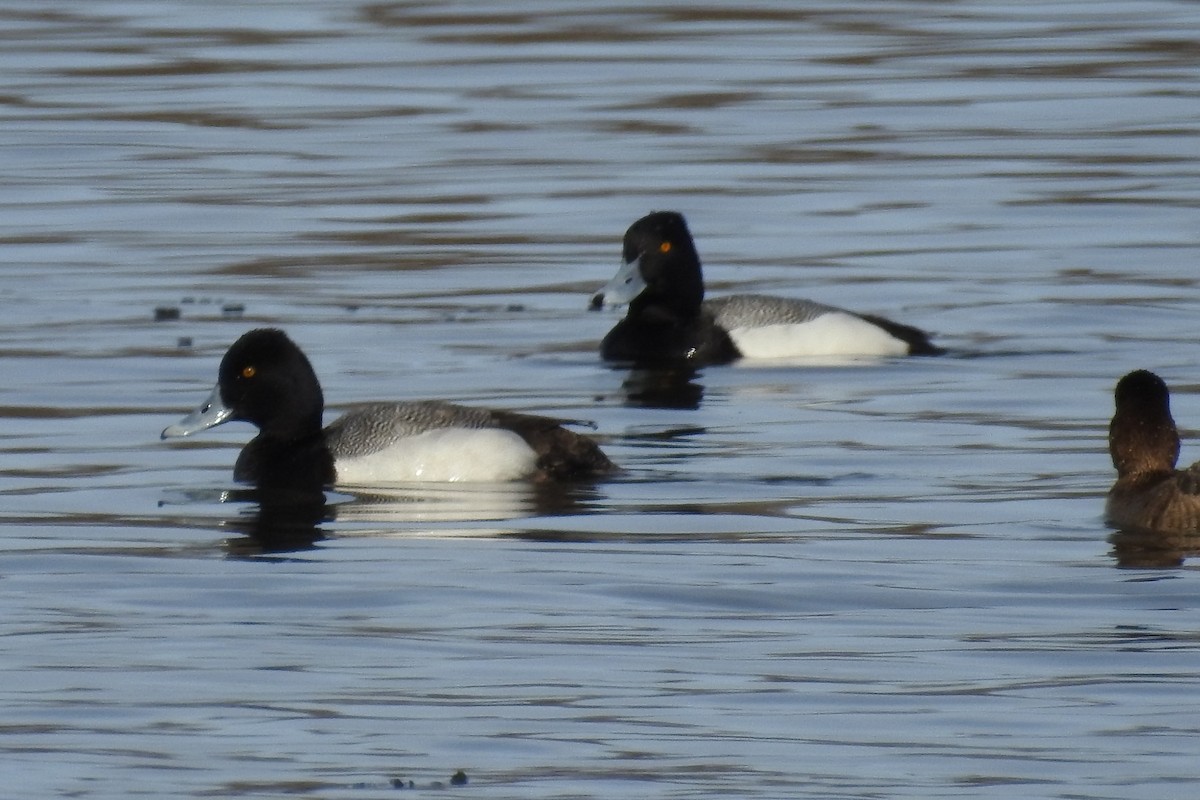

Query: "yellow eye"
left=241, top=365, right=256, bottom=379
left=659, top=241, right=672, bottom=253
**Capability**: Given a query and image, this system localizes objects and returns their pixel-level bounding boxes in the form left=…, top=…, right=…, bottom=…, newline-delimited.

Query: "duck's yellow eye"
left=659, top=241, right=672, bottom=253
left=241, top=365, right=256, bottom=379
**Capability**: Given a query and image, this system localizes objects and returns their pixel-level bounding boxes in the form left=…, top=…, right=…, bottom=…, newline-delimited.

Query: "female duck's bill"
left=589, top=210, right=942, bottom=366
left=162, top=328, right=616, bottom=488
left=1105, top=369, right=1200, bottom=534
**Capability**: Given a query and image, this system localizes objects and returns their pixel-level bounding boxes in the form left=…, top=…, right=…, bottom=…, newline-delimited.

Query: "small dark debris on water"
left=177, top=336, right=193, bottom=348
left=388, top=771, right=467, bottom=790
left=154, top=306, right=181, bottom=321
left=505, top=304, right=525, bottom=313
left=221, top=303, right=245, bottom=319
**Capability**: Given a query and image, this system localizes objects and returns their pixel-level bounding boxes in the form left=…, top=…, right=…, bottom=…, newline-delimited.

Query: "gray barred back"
left=706, top=294, right=842, bottom=329
left=324, top=401, right=498, bottom=459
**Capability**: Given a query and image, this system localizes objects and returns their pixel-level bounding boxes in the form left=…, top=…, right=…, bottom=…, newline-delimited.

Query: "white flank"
left=727, top=312, right=909, bottom=359
left=333, top=427, right=538, bottom=484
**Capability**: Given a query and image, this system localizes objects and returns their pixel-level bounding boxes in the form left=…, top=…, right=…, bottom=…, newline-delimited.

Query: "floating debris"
left=386, top=771, right=467, bottom=790
left=154, top=306, right=181, bottom=321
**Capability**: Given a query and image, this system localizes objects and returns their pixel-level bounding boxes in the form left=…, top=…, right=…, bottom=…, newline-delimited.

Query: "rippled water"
left=3, top=1, right=1200, bottom=797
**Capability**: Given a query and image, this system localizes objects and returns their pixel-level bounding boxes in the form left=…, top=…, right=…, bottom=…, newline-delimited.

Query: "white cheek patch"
left=727, top=312, right=909, bottom=359
left=333, top=427, right=539, bottom=484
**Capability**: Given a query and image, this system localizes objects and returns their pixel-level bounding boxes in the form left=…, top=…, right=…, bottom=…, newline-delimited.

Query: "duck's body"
left=1105, top=369, right=1200, bottom=533
left=321, top=400, right=611, bottom=484
left=1106, top=467, right=1200, bottom=533
left=162, top=329, right=615, bottom=488
left=590, top=211, right=940, bottom=366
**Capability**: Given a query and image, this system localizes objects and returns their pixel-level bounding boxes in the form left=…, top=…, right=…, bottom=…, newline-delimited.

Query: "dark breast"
left=234, top=434, right=336, bottom=490
left=601, top=309, right=739, bottom=366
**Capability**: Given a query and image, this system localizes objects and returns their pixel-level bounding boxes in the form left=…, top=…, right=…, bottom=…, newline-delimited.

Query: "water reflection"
left=618, top=367, right=705, bottom=409
left=214, top=480, right=605, bottom=555
left=334, top=481, right=599, bottom=523
left=1108, top=525, right=1200, bottom=569
left=219, top=487, right=331, bottom=555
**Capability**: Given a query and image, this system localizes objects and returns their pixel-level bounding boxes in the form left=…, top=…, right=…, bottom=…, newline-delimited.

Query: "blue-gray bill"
left=161, top=384, right=234, bottom=439
left=589, top=255, right=646, bottom=310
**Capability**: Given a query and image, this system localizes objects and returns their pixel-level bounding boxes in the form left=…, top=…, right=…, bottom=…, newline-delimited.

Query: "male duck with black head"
left=590, top=211, right=942, bottom=366
left=162, top=328, right=616, bottom=489
left=1106, top=369, right=1200, bottom=533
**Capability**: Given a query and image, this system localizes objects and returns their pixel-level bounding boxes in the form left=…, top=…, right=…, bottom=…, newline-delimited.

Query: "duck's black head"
left=216, top=328, right=325, bottom=439
left=590, top=211, right=706, bottom=318
left=621, top=211, right=705, bottom=315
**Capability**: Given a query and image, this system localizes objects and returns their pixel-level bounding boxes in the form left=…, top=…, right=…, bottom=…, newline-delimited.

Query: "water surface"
left=2, top=1, right=1200, bottom=797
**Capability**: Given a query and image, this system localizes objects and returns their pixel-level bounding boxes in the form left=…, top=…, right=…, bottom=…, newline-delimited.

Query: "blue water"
left=2, top=1, right=1200, bottom=797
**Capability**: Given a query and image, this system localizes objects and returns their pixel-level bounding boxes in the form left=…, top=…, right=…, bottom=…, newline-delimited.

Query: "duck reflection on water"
left=219, top=480, right=604, bottom=556
left=618, top=367, right=705, bottom=410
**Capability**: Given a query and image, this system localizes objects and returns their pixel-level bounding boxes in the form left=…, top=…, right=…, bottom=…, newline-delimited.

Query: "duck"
left=161, top=328, right=616, bottom=488
left=589, top=211, right=942, bottom=366
left=1106, top=369, right=1200, bottom=533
